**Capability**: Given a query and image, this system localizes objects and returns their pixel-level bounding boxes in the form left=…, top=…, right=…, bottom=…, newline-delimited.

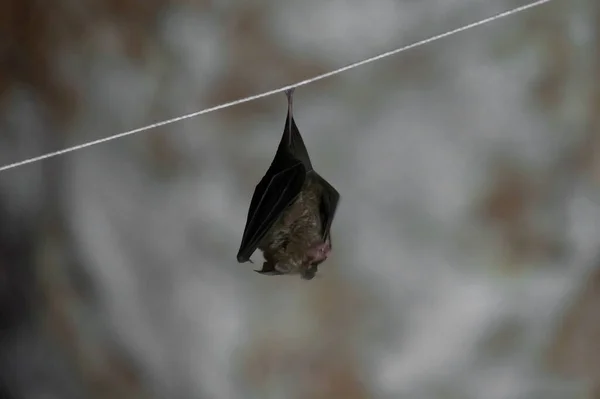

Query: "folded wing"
left=237, top=162, right=306, bottom=262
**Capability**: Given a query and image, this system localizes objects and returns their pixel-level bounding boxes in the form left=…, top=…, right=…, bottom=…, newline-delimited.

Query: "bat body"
left=237, top=88, right=340, bottom=280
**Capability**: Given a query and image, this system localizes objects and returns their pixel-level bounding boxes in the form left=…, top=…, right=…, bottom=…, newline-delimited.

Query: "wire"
left=0, top=0, right=552, bottom=173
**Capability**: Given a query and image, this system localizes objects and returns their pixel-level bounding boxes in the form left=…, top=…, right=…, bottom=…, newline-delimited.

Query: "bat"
left=237, top=88, right=340, bottom=280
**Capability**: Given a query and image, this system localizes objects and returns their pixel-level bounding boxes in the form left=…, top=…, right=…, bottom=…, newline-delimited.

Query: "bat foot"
left=285, top=88, right=295, bottom=114
left=284, top=88, right=295, bottom=98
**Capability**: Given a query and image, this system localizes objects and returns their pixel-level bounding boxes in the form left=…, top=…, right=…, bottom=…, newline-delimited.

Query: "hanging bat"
left=237, top=88, right=340, bottom=280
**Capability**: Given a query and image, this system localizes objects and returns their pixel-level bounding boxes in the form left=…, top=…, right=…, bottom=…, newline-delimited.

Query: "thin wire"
left=0, top=0, right=552, bottom=173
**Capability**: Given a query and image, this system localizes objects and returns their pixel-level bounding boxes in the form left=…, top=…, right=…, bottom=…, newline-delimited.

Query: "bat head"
left=300, top=241, right=331, bottom=280
left=306, top=240, right=331, bottom=264
left=254, top=238, right=332, bottom=280
left=299, top=240, right=331, bottom=280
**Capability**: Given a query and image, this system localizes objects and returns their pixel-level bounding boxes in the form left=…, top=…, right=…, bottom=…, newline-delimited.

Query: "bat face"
left=256, top=234, right=332, bottom=280
left=299, top=239, right=331, bottom=280
left=237, top=88, right=340, bottom=280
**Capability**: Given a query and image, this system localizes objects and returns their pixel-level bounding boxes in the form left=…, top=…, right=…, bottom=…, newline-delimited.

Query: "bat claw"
left=285, top=88, right=295, bottom=114
left=284, top=88, right=295, bottom=98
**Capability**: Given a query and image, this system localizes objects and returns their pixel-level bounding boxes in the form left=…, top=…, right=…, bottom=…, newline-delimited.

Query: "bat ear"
left=301, top=272, right=316, bottom=280
left=301, top=264, right=319, bottom=280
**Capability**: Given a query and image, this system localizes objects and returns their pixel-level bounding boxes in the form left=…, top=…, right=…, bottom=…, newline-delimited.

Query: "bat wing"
left=237, top=161, right=306, bottom=263
left=312, top=172, right=340, bottom=241
left=278, top=113, right=313, bottom=171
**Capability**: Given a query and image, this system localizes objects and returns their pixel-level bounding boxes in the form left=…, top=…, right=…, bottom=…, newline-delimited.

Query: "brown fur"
left=258, top=175, right=323, bottom=276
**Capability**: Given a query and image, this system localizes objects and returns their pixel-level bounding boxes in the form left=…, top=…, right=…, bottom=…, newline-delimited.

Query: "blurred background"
left=1, top=0, right=599, bottom=398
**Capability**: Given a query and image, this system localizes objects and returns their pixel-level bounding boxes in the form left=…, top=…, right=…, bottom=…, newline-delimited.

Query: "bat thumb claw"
left=254, top=269, right=283, bottom=276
